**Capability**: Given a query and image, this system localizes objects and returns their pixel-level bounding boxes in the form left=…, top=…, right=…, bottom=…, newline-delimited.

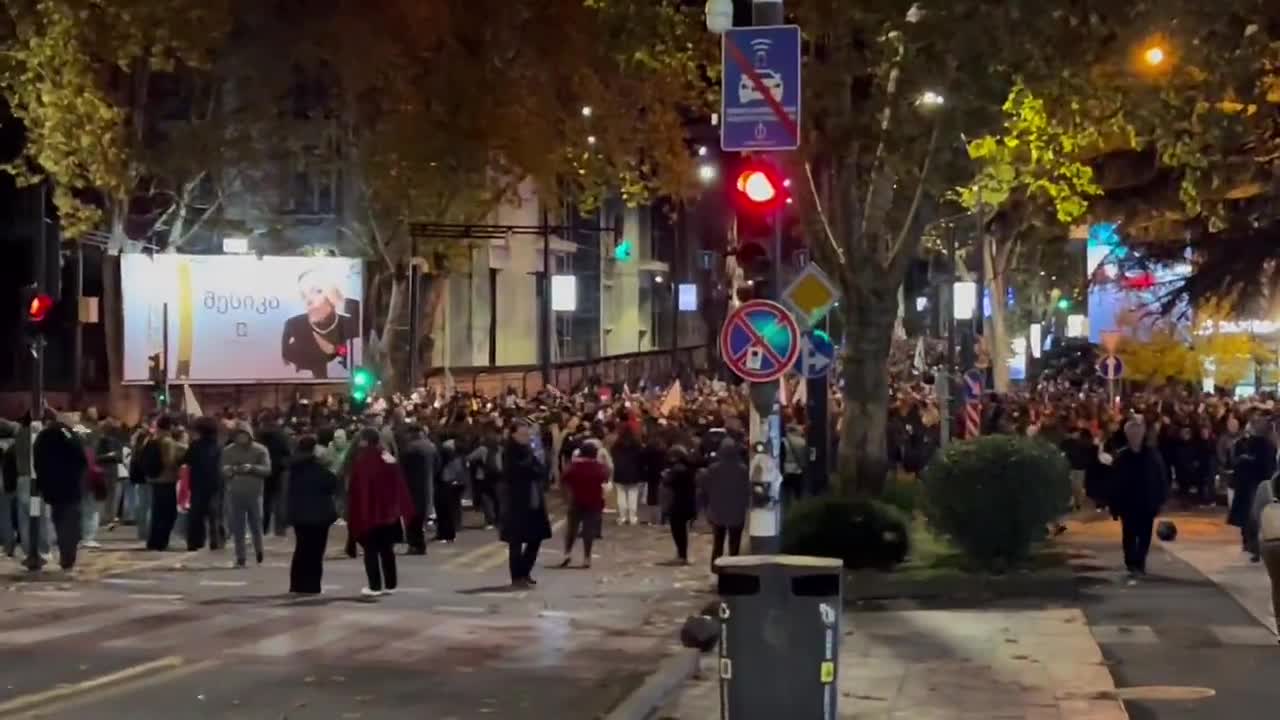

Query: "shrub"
left=880, top=472, right=923, bottom=516
left=921, top=435, right=1071, bottom=571
left=782, top=496, right=910, bottom=570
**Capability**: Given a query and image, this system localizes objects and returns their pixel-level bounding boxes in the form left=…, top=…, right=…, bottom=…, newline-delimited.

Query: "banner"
left=122, top=254, right=363, bottom=384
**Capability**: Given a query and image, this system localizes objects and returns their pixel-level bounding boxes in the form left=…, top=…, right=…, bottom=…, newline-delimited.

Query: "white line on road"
left=105, top=610, right=284, bottom=650
left=433, top=605, right=490, bottom=615
left=0, top=605, right=175, bottom=646
left=198, top=579, right=248, bottom=587
left=227, top=611, right=397, bottom=657
left=102, top=577, right=159, bottom=586
left=126, top=593, right=184, bottom=602
left=21, top=589, right=82, bottom=599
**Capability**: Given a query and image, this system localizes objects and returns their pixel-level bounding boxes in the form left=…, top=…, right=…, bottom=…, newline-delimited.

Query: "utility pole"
left=24, top=182, right=48, bottom=571
left=71, top=237, right=84, bottom=407
left=540, top=207, right=552, bottom=389
left=407, top=235, right=421, bottom=390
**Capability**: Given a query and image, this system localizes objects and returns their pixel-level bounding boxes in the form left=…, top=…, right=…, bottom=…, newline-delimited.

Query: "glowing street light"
left=586, top=135, right=597, bottom=145
left=697, top=163, right=718, bottom=183
left=581, top=105, right=593, bottom=118
left=1142, top=45, right=1166, bottom=67
left=916, top=90, right=945, bottom=108
left=697, top=145, right=709, bottom=157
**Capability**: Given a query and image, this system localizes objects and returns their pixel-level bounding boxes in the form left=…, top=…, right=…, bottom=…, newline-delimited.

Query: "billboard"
left=122, top=254, right=363, bottom=384
left=1086, top=222, right=1190, bottom=344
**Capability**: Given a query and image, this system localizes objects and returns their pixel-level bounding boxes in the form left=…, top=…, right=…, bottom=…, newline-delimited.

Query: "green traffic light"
left=613, top=240, right=633, bottom=263
left=352, top=389, right=367, bottom=402
left=352, top=368, right=374, bottom=389
left=1056, top=298, right=1072, bottom=310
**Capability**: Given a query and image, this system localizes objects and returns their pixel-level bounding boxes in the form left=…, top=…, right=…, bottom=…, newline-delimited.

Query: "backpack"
left=139, top=438, right=165, bottom=479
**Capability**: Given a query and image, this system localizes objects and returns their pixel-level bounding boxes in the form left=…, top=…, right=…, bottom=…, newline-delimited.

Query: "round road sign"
left=719, top=299, right=801, bottom=382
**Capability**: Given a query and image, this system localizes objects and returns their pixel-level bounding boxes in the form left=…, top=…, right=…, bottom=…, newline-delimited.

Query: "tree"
left=1116, top=300, right=1274, bottom=387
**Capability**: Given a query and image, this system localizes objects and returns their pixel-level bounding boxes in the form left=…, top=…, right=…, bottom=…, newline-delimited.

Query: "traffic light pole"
left=25, top=181, right=48, bottom=571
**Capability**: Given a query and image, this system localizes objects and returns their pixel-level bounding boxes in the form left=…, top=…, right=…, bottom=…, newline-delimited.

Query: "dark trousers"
left=359, top=523, right=399, bottom=592
left=1121, top=513, right=1155, bottom=572
left=186, top=488, right=225, bottom=551
left=434, top=483, right=460, bottom=541
left=263, top=474, right=283, bottom=535
left=147, top=483, right=178, bottom=551
left=476, top=480, right=500, bottom=526
left=405, top=514, right=428, bottom=553
left=50, top=502, right=82, bottom=569
left=290, top=523, right=330, bottom=594
left=670, top=513, right=693, bottom=561
left=710, top=524, right=744, bottom=570
left=508, top=539, right=542, bottom=582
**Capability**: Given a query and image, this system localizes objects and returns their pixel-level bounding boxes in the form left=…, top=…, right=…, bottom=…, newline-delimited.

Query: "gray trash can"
left=714, top=554, right=843, bottom=719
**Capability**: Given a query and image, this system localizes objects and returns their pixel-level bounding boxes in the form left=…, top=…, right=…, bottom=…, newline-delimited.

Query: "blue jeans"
left=134, top=484, right=152, bottom=541
left=81, top=497, right=101, bottom=543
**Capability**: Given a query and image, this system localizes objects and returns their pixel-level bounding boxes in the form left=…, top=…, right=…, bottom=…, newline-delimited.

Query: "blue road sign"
left=963, top=368, right=984, bottom=400
left=721, top=25, right=801, bottom=151
left=1098, top=354, right=1124, bottom=380
left=794, top=329, right=835, bottom=379
left=719, top=299, right=801, bottom=382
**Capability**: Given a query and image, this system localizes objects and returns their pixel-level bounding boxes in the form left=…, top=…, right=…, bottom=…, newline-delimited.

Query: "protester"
left=221, top=424, right=271, bottom=567
left=399, top=424, right=437, bottom=555
left=1230, top=416, right=1276, bottom=558
left=699, top=437, right=750, bottom=572
left=662, top=445, right=699, bottom=565
left=559, top=441, right=608, bottom=568
left=144, top=416, right=185, bottom=551
left=501, top=420, right=552, bottom=588
left=32, top=413, right=88, bottom=570
left=610, top=428, right=644, bottom=526
left=183, top=417, right=225, bottom=551
left=286, top=436, right=339, bottom=594
left=1109, top=418, right=1168, bottom=579
left=347, top=428, right=413, bottom=598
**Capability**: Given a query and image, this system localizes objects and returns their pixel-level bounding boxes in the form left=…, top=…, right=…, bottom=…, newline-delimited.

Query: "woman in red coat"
left=347, top=428, right=413, bottom=598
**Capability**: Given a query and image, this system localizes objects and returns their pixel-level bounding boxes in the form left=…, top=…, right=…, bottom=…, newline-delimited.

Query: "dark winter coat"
left=1109, top=445, right=1168, bottom=519
left=663, top=461, right=698, bottom=519
left=610, top=434, right=644, bottom=486
left=698, top=446, right=750, bottom=528
left=33, top=422, right=87, bottom=506
left=286, top=455, right=339, bottom=527
left=400, top=438, right=438, bottom=517
left=182, top=436, right=224, bottom=499
left=1229, top=435, right=1276, bottom=528
left=500, top=441, right=553, bottom=544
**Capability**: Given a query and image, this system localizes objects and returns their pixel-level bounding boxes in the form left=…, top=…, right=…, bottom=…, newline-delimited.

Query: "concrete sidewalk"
left=1160, top=534, right=1279, bottom=635
left=661, top=608, right=1126, bottom=719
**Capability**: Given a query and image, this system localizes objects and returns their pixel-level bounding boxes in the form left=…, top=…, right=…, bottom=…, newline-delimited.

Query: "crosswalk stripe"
left=227, top=612, right=395, bottom=657
left=353, top=618, right=464, bottom=663
left=0, top=604, right=176, bottom=646
left=104, top=609, right=284, bottom=650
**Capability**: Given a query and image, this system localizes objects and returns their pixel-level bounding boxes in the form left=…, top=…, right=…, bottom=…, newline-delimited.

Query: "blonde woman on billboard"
left=281, top=267, right=360, bottom=379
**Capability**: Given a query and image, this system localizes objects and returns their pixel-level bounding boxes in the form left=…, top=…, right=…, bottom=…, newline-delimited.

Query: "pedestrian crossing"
left=0, top=597, right=666, bottom=674
left=1091, top=623, right=1278, bottom=647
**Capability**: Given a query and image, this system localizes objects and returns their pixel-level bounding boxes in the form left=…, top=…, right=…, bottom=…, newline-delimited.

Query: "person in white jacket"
left=1248, top=476, right=1280, bottom=642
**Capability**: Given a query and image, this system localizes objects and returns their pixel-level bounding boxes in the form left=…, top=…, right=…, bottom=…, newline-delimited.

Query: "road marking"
left=105, top=609, right=284, bottom=650
left=198, top=579, right=248, bottom=587
left=434, top=605, right=490, bottom=615
left=442, top=540, right=507, bottom=571
left=227, top=612, right=396, bottom=657
left=355, top=619, right=462, bottom=663
left=2, top=658, right=221, bottom=718
left=126, top=593, right=184, bottom=602
left=0, top=656, right=185, bottom=715
left=1209, top=624, right=1279, bottom=646
left=395, top=587, right=432, bottom=594
left=21, top=589, right=82, bottom=599
left=93, top=550, right=201, bottom=578
left=0, top=605, right=175, bottom=646
left=102, top=577, right=158, bottom=586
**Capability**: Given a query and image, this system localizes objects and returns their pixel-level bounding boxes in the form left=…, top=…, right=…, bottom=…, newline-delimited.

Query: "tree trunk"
left=984, top=233, right=1012, bottom=393
left=101, top=252, right=126, bottom=417
left=380, top=272, right=406, bottom=385
left=837, top=283, right=899, bottom=497
left=416, top=273, right=448, bottom=381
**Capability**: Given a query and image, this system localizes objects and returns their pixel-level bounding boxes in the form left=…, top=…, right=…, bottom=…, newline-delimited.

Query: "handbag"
left=1261, top=501, right=1280, bottom=544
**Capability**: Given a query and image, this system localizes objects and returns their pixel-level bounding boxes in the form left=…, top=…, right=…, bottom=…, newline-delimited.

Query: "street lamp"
left=697, top=145, right=709, bottom=157
left=581, top=105, right=593, bottom=118
left=705, top=0, right=733, bottom=33
left=1142, top=45, right=1166, bottom=67
left=586, top=135, right=597, bottom=146
left=697, top=163, right=718, bottom=184
left=916, top=90, right=945, bottom=108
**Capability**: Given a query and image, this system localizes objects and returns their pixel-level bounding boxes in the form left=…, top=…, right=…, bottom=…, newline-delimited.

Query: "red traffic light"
left=27, top=293, right=53, bottom=323
left=736, top=170, right=777, bottom=204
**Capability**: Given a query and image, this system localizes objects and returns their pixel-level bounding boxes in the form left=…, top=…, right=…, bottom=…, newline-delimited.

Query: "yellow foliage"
left=1115, top=301, right=1275, bottom=387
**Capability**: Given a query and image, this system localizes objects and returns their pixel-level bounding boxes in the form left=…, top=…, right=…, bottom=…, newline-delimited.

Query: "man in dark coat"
left=33, top=414, right=88, bottom=570
left=183, top=417, right=225, bottom=551
left=285, top=436, right=338, bottom=594
left=699, top=437, right=750, bottom=572
left=399, top=425, right=437, bottom=555
left=501, top=420, right=552, bottom=588
left=1110, top=418, right=1168, bottom=578
left=1229, top=416, right=1275, bottom=550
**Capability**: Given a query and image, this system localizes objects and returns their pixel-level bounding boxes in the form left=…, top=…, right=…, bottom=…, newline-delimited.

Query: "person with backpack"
left=781, top=423, right=807, bottom=508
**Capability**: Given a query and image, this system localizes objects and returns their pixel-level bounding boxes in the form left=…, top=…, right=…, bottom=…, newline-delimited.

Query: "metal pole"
left=407, top=236, right=420, bottom=389
left=540, top=208, right=552, bottom=388
left=161, top=302, right=170, bottom=411
left=25, top=181, right=47, bottom=571
left=973, top=187, right=985, bottom=385
left=71, top=238, right=83, bottom=407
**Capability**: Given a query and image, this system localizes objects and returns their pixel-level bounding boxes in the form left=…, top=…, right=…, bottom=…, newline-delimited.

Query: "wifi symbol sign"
left=749, top=38, right=772, bottom=67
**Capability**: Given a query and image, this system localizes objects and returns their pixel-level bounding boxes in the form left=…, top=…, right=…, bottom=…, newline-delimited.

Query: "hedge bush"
left=921, top=435, right=1071, bottom=570
left=880, top=472, right=924, bottom=516
left=782, top=496, right=910, bottom=570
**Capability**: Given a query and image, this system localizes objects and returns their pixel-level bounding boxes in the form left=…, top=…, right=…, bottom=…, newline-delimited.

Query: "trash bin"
left=714, top=554, right=844, bottom=719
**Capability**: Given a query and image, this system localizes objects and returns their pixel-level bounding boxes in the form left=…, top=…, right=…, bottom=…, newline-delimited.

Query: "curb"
left=605, top=649, right=702, bottom=720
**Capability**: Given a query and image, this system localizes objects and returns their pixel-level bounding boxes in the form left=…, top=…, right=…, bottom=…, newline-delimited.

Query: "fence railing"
left=423, top=345, right=711, bottom=397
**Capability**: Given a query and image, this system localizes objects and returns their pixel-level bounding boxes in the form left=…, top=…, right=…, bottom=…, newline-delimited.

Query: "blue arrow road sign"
left=1098, top=354, right=1124, bottom=380
left=794, top=330, right=835, bottom=379
left=721, top=25, right=801, bottom=151
left=720, top=299, right=801, bottom=382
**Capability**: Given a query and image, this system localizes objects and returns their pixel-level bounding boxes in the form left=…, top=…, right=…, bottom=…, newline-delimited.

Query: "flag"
left=658, top=379, right=683, bottom=416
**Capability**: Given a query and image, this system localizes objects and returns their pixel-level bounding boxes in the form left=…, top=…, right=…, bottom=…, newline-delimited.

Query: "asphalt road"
left=1075, top=538, right=1278, bottom=720
left=0, top=514, right=715, bottom=719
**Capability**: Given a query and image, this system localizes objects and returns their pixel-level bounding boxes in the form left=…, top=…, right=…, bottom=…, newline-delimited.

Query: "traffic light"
left=147, top=352, right=168, bottom=407
left=351, top=366, right=376, bottom=410
left=20, top=284, right=54, bottom=338
left=1056, top=297, right=1072, bottom=311
left=733, top=165, right=786, bottom=214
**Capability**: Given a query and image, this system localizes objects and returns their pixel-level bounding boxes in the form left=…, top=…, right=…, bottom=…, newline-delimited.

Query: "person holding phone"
left=220, top=424, right=272, bottom=568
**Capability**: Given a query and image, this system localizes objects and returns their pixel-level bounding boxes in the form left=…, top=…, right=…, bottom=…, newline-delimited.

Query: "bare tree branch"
left=885, top=118, right=941, bottom=270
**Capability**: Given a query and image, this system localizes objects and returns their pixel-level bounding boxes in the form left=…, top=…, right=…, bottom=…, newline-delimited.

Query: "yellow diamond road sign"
left=782, top=263, right=840, bottom=326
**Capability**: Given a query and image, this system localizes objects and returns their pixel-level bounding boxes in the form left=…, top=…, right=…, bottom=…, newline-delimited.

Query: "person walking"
left=399, top=425, right=437, bottom=554
left=502, top=420, right=552, bottom=588
left=256, top=414, right=293, bottom=538
left=221, top=425, right=271, bottom=568
left=145, top=417, right=185, bottom=551
left=662, top=445, right=698, bottom=565
left=32, top=414, right=88, bottom=570
left=610, top=429, right=643, bottom=526
left=435, top=438, right=465, bottom=543
left=1230, top=416, right=1276, bottom=555
left=347, top=428, right=413, bottom=598
left=183, top=417, right=225, bottom=551
left=1109, top=418, right=1168, bottom=579
left=286, top=436, right=338, bottom=595
left=780, top=423, right=807, bottom=508
left=699, top=437, right=750, bottom=572
left=559, top=442, right=608, bottom=568
left=467, top=425, right=504, bottom=529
